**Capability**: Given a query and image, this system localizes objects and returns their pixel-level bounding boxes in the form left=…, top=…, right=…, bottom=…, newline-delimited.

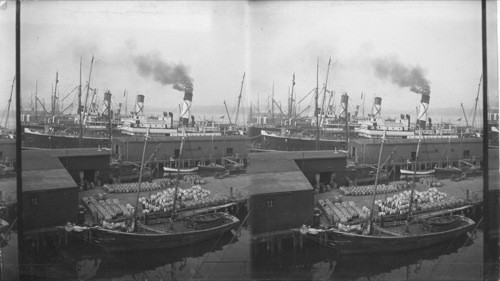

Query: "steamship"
left=22, top=90, right=119, bottom=149
left=256, top=93, right=353, bottom=151
left=22, top=89, right=223, bottom=149
left=354, top=95, right=460, bottom=139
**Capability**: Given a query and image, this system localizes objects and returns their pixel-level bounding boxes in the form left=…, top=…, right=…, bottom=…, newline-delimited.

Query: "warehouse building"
left=348, top=137, right=483, bottom=169
left=111, top=135, right=249, bottom=169
left=246, top=151, right=347, bottom=236
left=22, top=150, right=79, bottom=233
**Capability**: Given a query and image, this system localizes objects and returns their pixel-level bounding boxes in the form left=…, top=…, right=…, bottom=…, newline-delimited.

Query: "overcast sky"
left=0, top=1, right=496, bottom=121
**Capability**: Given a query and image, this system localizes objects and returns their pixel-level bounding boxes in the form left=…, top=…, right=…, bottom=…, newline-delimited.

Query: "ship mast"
left=368, top=130, right=387, bottom=232
left=133, top=127, right=150, bottom=231
left=471, top=74, right=482, bottom=128
left=53, top=71, right=59, bottom=116
left=3, top=75, right=15, bottom=130
left=83, top=54, right=94, bottom=126
left=35, top=80, right=38, bottom=123
left=406, top=130, right=423, bottom=231
left=461, top=103, right=470, bottom=128
left=223, top=100, right=233, bottom=126
left=170, top=126, right=187, bottom=229
left=289, top=73, right=296, bottom=121
left=78, top=55, right=83, bottom=148
left=234, top=72, right=245, bottom=126
left=315, top=58, right=319, bottom=150
left=271, top=83, right=275, bottom=125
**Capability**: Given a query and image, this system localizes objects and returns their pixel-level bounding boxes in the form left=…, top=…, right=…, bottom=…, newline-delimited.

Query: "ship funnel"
left=103, top=91, right=112, bottom=117
left=417, top=94, right=430, bottom=129
left=135, top=94, right=145, bottom=115
left=180, top=90, right=193, bottom=127
left=341, top=93, right=349, bottom=119
left=372, top=97, right=382, bottom=118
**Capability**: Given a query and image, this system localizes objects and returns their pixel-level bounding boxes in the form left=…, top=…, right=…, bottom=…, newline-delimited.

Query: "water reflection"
left=63, top=229, right=239, bottom=280
left=24, top=221, right=481, bottom=280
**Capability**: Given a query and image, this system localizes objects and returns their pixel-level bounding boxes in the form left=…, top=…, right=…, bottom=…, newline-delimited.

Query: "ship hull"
left=91, top=213, right=239, bottom=252
left=22, top=131, right=110, bottom=149
left=260, top=133, right=346, bottom=151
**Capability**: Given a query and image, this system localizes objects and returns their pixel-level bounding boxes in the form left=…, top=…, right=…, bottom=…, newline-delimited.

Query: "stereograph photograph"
left=0, top=1, right=498, bottom=280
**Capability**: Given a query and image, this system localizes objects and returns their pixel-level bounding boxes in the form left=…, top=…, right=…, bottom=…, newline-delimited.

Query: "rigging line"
left=439, top=215, right=484, bottom=281
left=202, top=208, right=252, bottom=279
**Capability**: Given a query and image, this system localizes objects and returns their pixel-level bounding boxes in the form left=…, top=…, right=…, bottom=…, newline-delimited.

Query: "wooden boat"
left=325, top=216, right=474, bottom=254
left=197, top=162, right=225, bottom=172
left=91, top=212, right=239, bottom=252
left=309, top=131, right=476, bottom=255
left=91, top=127, right=240, bottom=252
left=163, top=166, right=199, bottom=173
left=434, top=164, right=481, bottom=175
left=400, top=169, right=435, bottom=175
left=346, top=164, right=389, bottom=185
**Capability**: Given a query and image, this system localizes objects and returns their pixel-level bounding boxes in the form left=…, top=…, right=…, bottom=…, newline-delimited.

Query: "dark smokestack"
left=341, top=93, right=349, bottom=119
left=417, top=94, right=430, bottom=129
left=104, top=91, right=112, bottom=117
left=372, top=56, right=430, bottom=96
left=133, top=52, right=193, bottom=92
left=135, top=94, right=145, bottom=115
left=372, top=97, right=382, bottom=117
left=180, top=90, right=193, bottom=127
left=191, top=115, right=195, bottom=126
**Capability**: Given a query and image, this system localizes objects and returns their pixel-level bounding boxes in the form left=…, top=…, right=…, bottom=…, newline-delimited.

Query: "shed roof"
left=22, top=169, right=77, bottom=192
left=22, top=150, right=65, bottom=171
left=22, top=150, right=78, bottom=192
left=248, top=171, right=313, bottom=195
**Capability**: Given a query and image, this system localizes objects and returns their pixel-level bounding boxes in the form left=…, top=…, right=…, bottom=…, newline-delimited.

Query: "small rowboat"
left=400, top=169, right=435, bottom=176
left=163, top=166, right=199, bottom=173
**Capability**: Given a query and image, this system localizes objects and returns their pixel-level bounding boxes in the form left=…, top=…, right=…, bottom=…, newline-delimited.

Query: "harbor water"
left=22, top=210, right=484, bottom=281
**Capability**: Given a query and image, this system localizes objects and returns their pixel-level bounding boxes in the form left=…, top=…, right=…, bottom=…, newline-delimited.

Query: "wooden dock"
left=79, top=174, right=252, bottom=210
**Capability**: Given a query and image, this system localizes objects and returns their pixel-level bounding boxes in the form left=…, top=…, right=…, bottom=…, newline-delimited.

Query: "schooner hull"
left=91, top=214, right=239, bottom=252
left=327, top=216, right=475, bottom=254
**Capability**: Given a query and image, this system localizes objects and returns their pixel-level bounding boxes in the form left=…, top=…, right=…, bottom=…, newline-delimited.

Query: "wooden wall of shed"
left=22, top=188, right=78, bottom=231
left=114, top=138, right=248, bottom=162
left=349, top=139, right=483, bottom=165
left=247, top=190, right=313, bottom=235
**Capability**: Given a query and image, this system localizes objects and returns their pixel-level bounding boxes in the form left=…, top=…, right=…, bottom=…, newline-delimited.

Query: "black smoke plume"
left=134, top=52, right=193, bottom=92
left=372, top=56, right=430, bottom=96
